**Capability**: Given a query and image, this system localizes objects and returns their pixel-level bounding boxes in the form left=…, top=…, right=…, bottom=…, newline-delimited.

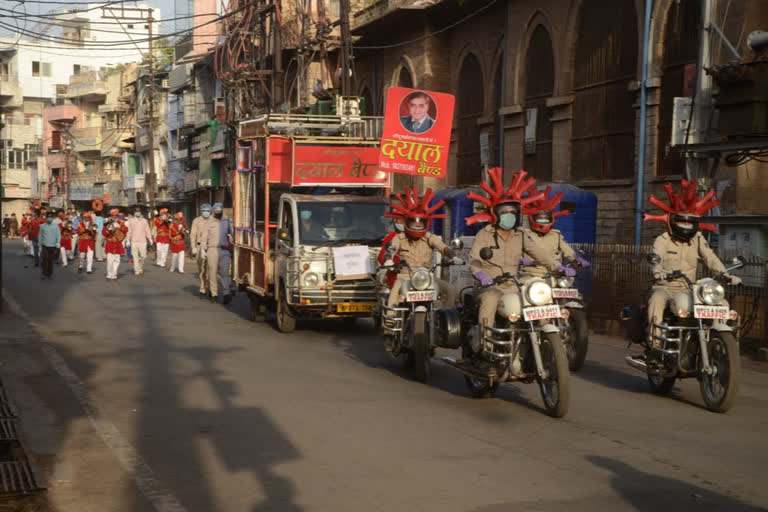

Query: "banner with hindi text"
left=378, top=87, right=455, bottom=179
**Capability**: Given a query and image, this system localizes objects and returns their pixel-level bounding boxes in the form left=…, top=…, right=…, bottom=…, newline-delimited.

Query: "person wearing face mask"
left=126, top=207, right=153, bottom=275
left=198, top=203, right=234, bottom=304
left=466, top=169, right=570, bottom=328
left=154, top=207, right=172, bottom=267
left=38, top=211, right=61, bottom=279
left=519, top=185, right=591, bottom=280
left=169, top=212, right=187, bottom=273
left=190, top=203, right=212, bottom=298
left=298, top=209, right=326, bottom=242
left=644, top=181, right=740, bottom=344
left=76, top=211, right=97, bottom=274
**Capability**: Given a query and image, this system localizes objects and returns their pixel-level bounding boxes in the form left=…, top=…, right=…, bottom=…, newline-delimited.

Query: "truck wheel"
left=276, top=285, right=296, bottom=333
left=248, top=292, right=266, bottom=323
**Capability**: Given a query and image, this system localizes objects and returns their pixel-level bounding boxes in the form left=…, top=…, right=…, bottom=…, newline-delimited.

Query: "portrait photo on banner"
left=399, top=91, right=438, bottom=135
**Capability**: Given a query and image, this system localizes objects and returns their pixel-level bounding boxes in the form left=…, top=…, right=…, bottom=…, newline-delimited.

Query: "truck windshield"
left=297, top=201, right=390, bottom=246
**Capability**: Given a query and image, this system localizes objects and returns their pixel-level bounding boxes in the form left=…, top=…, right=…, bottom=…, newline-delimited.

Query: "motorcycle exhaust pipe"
left=624, top=355, right=647, bottom=373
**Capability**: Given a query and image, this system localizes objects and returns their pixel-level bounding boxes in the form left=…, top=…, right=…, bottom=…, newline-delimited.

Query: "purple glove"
left=473, top=271, right=494, bottom=286
left=575, top=256, right=591, bottom=268
left=556, top=265, right=577, bottom=278
left=520, top=256, right=534, bottom=266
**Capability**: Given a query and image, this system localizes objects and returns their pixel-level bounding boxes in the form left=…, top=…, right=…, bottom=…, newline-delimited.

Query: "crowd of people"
left=8, top=202, right=236, bottom=303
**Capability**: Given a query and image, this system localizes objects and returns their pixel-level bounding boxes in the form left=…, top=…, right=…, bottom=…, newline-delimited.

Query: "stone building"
left=351, top=0, right=768, bottom=244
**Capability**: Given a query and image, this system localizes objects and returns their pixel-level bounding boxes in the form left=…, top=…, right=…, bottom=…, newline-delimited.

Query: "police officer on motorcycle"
left=466, top=169, right=574, bottom=327
left=644, top=180, right=741, bottom=342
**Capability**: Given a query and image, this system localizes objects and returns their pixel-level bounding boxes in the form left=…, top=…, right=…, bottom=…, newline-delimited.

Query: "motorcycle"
left=380, top=240, right=465, bottom=382
left=622, top=254, right=744, bottom=413
left=438, top=247, right=571, bottom=418
left=521, top=255, right=589, bottom=371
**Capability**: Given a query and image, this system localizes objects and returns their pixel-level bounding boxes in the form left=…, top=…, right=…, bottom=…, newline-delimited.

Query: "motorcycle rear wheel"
left=462, top=346, right=498, bottom=398
left=412, top=312, right=431, bottom=383
left=565, top=309, right=589, bottom=371
left=700, top=331, right=740, bottom=413
left=537, top=333, right=571, bottom=418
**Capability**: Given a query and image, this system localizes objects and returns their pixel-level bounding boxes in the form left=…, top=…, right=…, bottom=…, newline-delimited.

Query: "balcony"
left=45, top=104, right=80, bottom=124
left=66, top=81, right=107, bottom=102
left=0, top=78, right=22, bottom=108
left=70, top=126, right=102, bottom=154
left=100, top=127, right=134, bottom=156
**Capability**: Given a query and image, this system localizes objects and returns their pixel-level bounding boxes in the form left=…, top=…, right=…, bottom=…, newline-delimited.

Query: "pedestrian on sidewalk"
left=169, top=212, right=187, bottom=273
left=76, top=211, right=97, bottom=274
left=126, top=207, right=153, bottom=275
left=199, top=203, right=234, bottom=304
left=190, top=203, right=211, bottom=298
left=103, top=208, right=129, bottom=280
left=9, top=213, right=18, bottom=238
left=39, top=212, right=61, bottom=280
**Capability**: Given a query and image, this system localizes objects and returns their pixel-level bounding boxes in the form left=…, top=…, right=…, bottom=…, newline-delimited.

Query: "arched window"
left=523, top=25, right=555, bottom=181
left=572, top=0, right=638, bottom=180
left=657, top=0, right=700, bottom=175
left=397, top=67, right=413, bottom=88
left=457, top=53, right=484, bottom=185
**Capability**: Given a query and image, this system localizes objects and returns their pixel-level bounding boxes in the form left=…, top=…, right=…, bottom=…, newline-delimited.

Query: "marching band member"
left=103, top=208, right=129, bottom=280
left=154, top=207, right=172, bottom=267
left=59, top=215, right=74, bottom=268
left=169, top=212, right=187, bottom=273
left=77, top=211, right=97, bottom=274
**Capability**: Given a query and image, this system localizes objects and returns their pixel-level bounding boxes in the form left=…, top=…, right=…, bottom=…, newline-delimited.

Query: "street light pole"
left=146, top=8, right=157, bottom=218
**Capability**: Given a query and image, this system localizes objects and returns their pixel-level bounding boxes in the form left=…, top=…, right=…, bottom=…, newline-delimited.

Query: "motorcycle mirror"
left=385, top=242, right=396, bottom=254
left=732, top=255, right=745, bottom=266
left=480, top=247, right=493, bottom=261
left=450, top=238, right=464, bottom=251
left=647, top=253, right=661, bottom=265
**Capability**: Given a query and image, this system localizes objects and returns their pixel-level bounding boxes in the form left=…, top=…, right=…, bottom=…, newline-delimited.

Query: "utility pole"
left=688, top=0, right=715, bottom=181
left=339, top=0, right=352, bottom=114
left=146, top=8, right=157, bottom=218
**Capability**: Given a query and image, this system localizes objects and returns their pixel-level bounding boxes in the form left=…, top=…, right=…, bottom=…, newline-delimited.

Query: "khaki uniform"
left=520, top=229, right=576, bottom=279
left=648, top=232, right=727, bottom=329
left=199, top=217, right=233, bottom=297
left=387, top=231, right=457, bottom=308
left=470, top=225, right=559, bottom=325
left=189, top=215, right=208, bottom=293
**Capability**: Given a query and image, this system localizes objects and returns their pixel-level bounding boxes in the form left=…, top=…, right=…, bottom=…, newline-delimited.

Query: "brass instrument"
left=64, top=220, right=74, bottom=232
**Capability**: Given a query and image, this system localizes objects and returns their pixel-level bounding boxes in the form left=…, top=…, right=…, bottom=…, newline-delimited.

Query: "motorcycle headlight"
left=699, top=280, right=725, bottom=306
left=410, top=269, right=431, bottom=291
left=527, top=280, right=553, bottom=306
left=302, top=272, right=320, bottom=288
left=557, top=276, right=575, bottom=288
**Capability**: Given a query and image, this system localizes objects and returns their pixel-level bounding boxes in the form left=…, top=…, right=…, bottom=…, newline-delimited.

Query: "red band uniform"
left=103, top=209, right=129, bottom=280
left=154, top=208, right=172, bottom=267
left=77, top=212, right=97, bottom=273
left=169, top=213, right=187, bottom=273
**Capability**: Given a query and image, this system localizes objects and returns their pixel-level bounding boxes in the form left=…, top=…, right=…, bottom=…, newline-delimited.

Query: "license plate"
left=693, top=305, right=728, bottom=320
left=523, top=305, right=561, bottom=321
left=552, top=288, right=579, bottom=299
left=336, top=303, right=374, bottom=313
left=406, top=290, right=438, bottom=302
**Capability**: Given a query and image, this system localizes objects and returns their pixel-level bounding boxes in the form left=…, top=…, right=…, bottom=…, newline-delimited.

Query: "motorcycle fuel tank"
left=671, top=292, right=692, bottom=317
left=498, top=293, right=523, bottom=319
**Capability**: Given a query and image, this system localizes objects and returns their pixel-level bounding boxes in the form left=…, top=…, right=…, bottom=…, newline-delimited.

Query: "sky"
left=0, top=0, right=194, bottom=39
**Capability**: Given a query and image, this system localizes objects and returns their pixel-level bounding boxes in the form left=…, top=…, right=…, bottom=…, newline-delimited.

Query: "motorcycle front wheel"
left=537, top=333, right=571, bottom=418
left=700, top=331, right=740, bottom=413
left=411, top=311, right=431, bottom=382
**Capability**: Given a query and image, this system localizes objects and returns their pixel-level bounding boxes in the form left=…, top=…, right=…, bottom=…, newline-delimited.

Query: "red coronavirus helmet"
left=526, top=185, right=570, bottom=235
left=385, top=187, right=445, bottom=240
left=644, top=180, right=718, bottom=242
left=465, top=167, right=543, bottom=228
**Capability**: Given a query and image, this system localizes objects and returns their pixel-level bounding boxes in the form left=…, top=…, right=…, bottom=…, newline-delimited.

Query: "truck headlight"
left=699, top=280, right=725, bottom=306
left=527, top=280, right=553, bottom=306
left=557, top=276, right=575, bottom=288
left=410, top=269, right=431, bottom=291
left=302, top=272, right=320, bottom=288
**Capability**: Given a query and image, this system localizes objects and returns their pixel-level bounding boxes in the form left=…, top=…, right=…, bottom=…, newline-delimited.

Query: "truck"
left=233, top=113, right=391, bottom=332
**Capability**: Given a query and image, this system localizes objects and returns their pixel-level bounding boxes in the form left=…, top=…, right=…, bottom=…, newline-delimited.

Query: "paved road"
left=1, top=239, right=767, bottom=512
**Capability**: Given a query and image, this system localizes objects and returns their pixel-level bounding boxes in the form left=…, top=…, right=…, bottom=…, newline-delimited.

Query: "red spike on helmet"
left=643, top=180, right=719, bottom=233
left=465, top=168, right=544, bottom=226
left=526, top=185, right=570, bottom=234
left=385, top=186, right=445, bottom=239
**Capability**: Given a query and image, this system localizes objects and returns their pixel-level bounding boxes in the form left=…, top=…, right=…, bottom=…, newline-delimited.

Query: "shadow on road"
left=586, top=455, right=768, bottom=511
